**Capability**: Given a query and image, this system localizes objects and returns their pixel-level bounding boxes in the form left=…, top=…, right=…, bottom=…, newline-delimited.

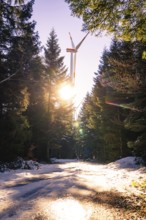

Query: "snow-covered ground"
left=0, top=157, right=145, bottom=220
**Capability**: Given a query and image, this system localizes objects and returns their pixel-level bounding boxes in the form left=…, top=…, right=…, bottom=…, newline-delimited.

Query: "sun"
left=59, top=84, right=75, bottom=101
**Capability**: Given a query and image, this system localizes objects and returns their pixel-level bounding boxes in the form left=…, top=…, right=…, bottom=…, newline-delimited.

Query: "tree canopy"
left=65, top=0, right=146, bottom=41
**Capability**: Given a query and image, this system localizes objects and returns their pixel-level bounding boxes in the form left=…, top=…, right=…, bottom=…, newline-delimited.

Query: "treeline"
left=77, top=40, right=146, bottom=163
left=1, top=0, right=146, bottom=164
left=0, top=0, right=75, bottom=162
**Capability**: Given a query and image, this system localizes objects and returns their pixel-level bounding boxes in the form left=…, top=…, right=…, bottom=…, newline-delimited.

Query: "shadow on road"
left=0, top=162, right=145, bottom=219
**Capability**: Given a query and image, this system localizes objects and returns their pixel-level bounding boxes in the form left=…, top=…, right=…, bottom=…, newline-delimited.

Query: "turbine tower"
left=66, top=32, right=89, bottom=86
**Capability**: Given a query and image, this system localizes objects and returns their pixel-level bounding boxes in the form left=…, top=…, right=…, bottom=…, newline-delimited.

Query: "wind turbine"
left=66, top=32, right=89, bottom=86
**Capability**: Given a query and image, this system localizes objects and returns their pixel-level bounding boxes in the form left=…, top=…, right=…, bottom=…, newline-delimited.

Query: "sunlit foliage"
left=65, top=0, right=146, bottom=41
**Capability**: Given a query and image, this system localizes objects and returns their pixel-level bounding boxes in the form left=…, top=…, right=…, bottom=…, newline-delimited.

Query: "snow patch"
left=0, top=157, right=145, bottom=219
left=107, top=156, right=144, bottom=169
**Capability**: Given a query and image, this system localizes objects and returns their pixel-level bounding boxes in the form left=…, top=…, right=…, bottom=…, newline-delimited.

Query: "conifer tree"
left=98, top=40, right=146, bottom=162
left=0, top=0, right=42, bottom=161
left=43, top=29, right=73, bottom=160
left=79, top=40, right=146, bottom=162
left=78, top=93, right=102, bottom=160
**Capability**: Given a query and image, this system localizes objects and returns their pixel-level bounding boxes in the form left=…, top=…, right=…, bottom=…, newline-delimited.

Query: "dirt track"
left=0, top=162, right=145, bottom=220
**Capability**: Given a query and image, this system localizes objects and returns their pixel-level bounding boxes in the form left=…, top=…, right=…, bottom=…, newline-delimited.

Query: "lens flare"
left=59, top=84, right=75, bottom=101
left=106, top=100, right=141, bottom=112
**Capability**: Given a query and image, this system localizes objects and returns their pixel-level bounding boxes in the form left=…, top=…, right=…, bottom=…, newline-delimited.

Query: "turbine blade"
left=69, top=32, right=75, bottom=48
left=76, top=32, right=89, bottom=50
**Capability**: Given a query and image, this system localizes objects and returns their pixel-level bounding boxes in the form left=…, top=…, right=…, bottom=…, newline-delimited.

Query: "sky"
left=32, top=0, right=112, bottom=110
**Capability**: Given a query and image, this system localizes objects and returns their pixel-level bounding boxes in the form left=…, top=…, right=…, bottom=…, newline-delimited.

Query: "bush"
left=0, top=157, right=39, bottom=172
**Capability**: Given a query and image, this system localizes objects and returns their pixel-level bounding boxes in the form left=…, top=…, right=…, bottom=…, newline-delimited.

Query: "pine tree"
left=99, top=40, right=146, bottom=162
left=79, top=40, right=141, bottom=163
left=0, top=0, right=42, bottom=161
left=78, top=93, right=102, bottom=160
left=43, top=29, right=73, bottom=160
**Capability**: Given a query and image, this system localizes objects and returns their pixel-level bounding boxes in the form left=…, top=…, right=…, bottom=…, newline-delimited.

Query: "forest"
left=0, top=0, right=146, bottom=165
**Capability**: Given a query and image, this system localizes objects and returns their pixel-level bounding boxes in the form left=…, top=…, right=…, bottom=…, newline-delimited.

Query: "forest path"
left=0, top=161, right=145, bottom=219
